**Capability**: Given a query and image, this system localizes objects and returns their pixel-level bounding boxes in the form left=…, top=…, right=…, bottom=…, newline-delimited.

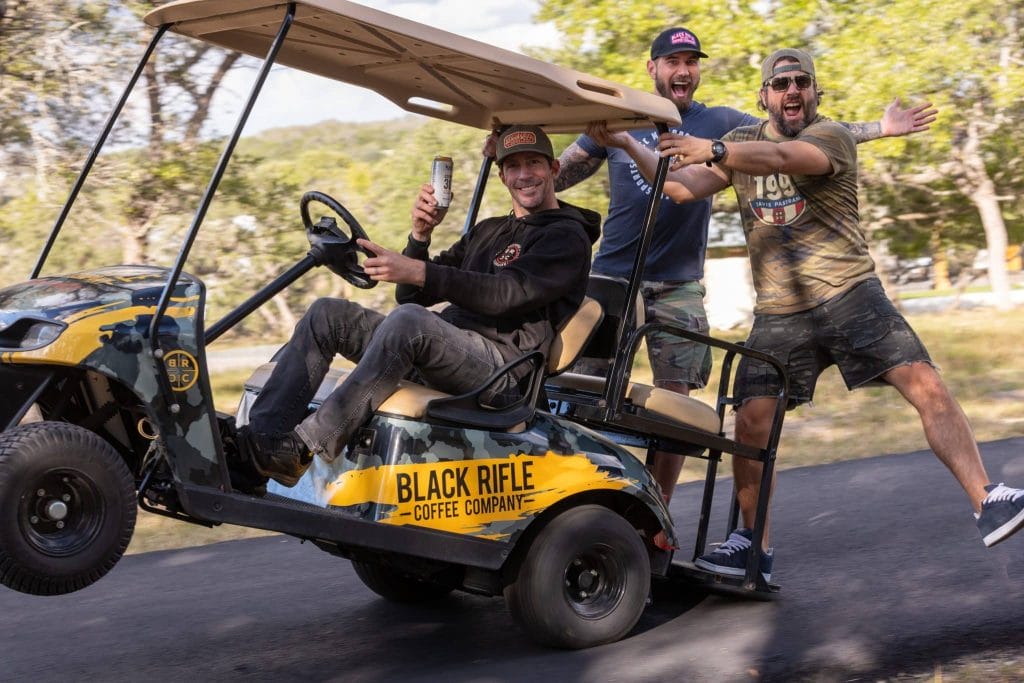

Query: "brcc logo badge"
left=164, top=349, right=199, bottom=392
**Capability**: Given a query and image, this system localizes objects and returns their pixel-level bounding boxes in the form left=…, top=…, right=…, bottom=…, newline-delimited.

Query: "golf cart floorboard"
left=181, top=484, right=508, bottom=571
left=668, top=560, right=780, bottom=600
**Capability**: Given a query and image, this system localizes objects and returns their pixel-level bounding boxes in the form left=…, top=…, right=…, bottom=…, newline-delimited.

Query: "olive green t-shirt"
left=723, top=117, right=875, bottom=314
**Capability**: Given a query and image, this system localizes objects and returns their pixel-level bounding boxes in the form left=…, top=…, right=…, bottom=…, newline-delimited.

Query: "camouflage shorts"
left=734, top=278, right=932, bottom=407
left=574, top=279, right=712, bottom=389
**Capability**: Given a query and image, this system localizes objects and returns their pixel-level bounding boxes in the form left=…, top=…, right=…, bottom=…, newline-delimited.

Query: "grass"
left=897, top=281, right=1024, bottom=300
left=129, top=305, right=1024, bottom=553
left=885, top=651, right=1024, bottom=682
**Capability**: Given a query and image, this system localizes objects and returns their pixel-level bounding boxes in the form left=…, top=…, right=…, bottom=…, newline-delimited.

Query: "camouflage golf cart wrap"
left=0, top=266, right=224, bottom=484
left=0, top=0, right=789, bottom=651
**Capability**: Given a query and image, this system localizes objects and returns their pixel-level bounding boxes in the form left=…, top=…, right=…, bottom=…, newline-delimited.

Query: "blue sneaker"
left=977, top=483, right=1024, bottom=547
left=694, top=528, right=773, bottom=582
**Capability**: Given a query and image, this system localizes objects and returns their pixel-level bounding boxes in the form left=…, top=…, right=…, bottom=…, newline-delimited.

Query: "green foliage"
left=3, top=0, right=1022, bottom=328
left=535, top=0, right=1024, bottom=272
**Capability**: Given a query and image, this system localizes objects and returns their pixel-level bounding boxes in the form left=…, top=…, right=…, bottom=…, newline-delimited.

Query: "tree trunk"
left=953, top=105, right=1012, bottom=311
left=122, top=224, right=147, bottom=265
left=271, top=295, right=298, bottom=335
left=966, top=170, right=1011, bottom=311
left=930, top=229, right=950, bottom=290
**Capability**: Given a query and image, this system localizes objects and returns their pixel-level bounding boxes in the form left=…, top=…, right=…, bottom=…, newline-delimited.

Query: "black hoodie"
left=396, top=200, right=601, bottom=364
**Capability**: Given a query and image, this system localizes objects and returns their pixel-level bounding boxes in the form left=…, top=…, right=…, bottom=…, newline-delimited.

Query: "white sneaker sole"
left=694, top=557, right=771, bottom=583
left=982, top=506, right=1024, bottom=547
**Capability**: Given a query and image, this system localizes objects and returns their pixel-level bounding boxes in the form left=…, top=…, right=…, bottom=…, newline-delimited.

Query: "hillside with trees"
left=0, top=0, right=1021, bottom=345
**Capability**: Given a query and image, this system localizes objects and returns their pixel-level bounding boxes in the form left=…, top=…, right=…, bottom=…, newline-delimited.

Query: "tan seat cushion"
left=245, top=363, right=447, bottom=419
left=548, top=372, right=722, bottom=434
left=546, top=296, right=603, bottom=374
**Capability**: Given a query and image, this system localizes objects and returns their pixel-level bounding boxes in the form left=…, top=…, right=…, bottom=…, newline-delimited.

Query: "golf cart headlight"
left=21, top=321, right=64, bottom=348
left=0, top=319, right=66, bottom=350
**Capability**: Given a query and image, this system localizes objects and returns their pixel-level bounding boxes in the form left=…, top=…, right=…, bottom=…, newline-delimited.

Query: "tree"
left=0, top=1, right=250, bottom=268
left=820, top=0, right=1023, bottom=308
left=535, top=0, right=1024, bottom=305
left=0, top=2, right=124, bottom=204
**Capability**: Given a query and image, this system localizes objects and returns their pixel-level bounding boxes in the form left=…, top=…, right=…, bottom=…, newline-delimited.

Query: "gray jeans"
left=248, top=299, right=511, bottom=460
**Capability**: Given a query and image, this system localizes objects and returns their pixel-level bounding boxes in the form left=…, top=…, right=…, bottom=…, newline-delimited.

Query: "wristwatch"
left=710, top=139, right=728, bottom=163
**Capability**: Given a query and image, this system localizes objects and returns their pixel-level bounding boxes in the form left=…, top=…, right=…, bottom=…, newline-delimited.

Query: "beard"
left=654, top=72, right=700, bottom=114
left=767, top=97, right=816, bottom=137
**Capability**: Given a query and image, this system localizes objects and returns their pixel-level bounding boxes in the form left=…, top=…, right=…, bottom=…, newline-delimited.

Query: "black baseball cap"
left=650, top=27, right=708, bottom=60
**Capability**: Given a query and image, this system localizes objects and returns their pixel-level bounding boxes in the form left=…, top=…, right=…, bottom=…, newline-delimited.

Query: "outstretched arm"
left=842, top=98, right=938, bottom=142
left=657, top=133, right=832, bottom=178
left=585, top=122, right=730, bottom=204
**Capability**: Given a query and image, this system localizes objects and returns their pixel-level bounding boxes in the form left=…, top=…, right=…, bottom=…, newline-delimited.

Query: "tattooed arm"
left=554, top=141, right=605, bottom=191
left=841, top=98, right=938, bottom=143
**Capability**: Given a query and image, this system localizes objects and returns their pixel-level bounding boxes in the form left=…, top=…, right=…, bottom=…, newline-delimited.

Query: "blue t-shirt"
left=576, top=102, right=759, bottom=281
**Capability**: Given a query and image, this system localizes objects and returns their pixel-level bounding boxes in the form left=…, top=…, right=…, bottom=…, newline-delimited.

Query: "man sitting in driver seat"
left=238, top=125, right=601, bottom=487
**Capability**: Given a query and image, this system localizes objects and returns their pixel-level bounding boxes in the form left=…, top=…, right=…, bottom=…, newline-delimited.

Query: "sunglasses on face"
left=765, top=74, right=814, bottom=92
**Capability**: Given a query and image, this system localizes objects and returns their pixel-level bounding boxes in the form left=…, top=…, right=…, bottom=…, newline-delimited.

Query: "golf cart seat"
left=547, top=373, right=721, bottom=434
left=241, top=296, right=605, bottom=426
left=546, top=275, right=722, bottom=439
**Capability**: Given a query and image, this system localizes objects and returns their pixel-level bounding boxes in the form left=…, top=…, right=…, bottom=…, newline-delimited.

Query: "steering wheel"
left=300, top=190, right=376, bottom=289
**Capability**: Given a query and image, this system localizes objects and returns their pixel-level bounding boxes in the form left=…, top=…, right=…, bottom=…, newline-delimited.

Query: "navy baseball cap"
left=650, top=27, right=708, bottom=60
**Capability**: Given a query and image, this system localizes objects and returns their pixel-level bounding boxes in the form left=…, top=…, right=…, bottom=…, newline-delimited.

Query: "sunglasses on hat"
left=765, top=74, right=814, bottom=92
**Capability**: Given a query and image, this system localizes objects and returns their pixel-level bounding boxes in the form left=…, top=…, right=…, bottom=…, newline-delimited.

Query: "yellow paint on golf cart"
left=2, top=301, right=198, bottom=366
left=325, top=451, right=633, bottom=539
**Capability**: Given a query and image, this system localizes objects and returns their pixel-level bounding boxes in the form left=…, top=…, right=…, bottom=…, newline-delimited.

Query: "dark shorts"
left=574, top=279, right=712, bottom=389
left=734, top=278, right=932, bottom=407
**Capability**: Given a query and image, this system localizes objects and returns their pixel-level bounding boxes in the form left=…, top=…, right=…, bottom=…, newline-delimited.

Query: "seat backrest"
left=546, top=296, right=603, bottom=375
left=573, top=274, right=644, bottom=364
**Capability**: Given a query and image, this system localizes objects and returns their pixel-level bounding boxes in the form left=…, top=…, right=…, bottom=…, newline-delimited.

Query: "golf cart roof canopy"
left=144, top=0, right=681, bottom=132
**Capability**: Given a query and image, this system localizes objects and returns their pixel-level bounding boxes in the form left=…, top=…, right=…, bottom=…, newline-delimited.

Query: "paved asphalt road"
left=2, top=438, right=1022, bottom=682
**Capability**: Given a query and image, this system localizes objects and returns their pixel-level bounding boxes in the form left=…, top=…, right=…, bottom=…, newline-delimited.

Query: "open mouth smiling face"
left=781, top=96, right=805, bottom=122
left=652, top=54, right=701, bottom=110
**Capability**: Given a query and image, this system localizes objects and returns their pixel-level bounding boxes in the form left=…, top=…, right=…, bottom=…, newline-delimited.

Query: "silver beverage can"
left=431, top=155, right=453, bottom=208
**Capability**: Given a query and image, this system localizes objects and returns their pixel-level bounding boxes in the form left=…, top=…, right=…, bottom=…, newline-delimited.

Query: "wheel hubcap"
left=563, top=544, right=626, bottom=619
left=21, top=469, right=105, bottom=556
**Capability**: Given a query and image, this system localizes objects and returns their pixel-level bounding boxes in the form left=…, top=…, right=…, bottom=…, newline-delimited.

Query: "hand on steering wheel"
left=300, top=190, right=376, bottom=289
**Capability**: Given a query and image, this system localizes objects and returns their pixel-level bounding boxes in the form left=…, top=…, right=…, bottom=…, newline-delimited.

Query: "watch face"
left=712, top=140, right=726, bottom=162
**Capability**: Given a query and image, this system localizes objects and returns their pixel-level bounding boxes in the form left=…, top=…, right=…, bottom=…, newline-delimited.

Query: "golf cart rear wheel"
left=0, top=422, right=137, bottom=595
left=351, top=559, right=455, bottom=602
left=504, top=504, right=650, bottom=649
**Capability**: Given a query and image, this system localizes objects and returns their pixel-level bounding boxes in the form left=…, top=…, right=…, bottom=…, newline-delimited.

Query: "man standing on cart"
left=588, top=48, right=1024, bottom=581
left=552, top=27, right=936, bottom=503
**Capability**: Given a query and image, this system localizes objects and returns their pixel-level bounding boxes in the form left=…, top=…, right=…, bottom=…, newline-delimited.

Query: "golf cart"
left=0, top=0, right=787, bottom=649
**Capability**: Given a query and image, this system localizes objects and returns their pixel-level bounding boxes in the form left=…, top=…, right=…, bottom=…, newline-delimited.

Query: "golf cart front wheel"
left=0, top=422, right=137, bottom=595
left=504, top=504, right=650, bottom=649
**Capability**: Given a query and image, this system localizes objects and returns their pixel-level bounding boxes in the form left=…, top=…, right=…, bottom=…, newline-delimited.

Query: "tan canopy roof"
left=145, top=0, right=680, bottom=132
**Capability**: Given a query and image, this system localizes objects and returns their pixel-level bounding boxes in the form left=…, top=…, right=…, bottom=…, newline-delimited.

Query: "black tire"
left=504, top=504, right=650, bottom=649
left=351, top=559, right=455, bottom=603
left=0, top=422, right=137, bottom=595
